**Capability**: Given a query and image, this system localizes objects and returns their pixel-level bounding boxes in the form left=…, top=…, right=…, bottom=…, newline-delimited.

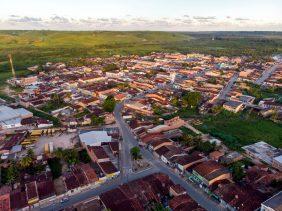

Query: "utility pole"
left=8, top=54, right=16, bottom=78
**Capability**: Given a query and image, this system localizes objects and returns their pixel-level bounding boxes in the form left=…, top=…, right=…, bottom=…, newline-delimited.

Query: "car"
left=60, top=197, right=69, bottom=203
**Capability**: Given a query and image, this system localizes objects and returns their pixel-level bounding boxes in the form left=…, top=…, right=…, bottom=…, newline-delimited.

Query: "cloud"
left=235, top=18, right=250, bottom=21
left=0, top=15, right=281, bottom=31
left=8, top=16, right=42, bottom=23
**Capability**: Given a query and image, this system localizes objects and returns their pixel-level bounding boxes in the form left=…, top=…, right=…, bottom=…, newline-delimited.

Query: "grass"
left=197, top=111, right=282, bottom=150
left=39, top=101, right=68, bottom=113
left=0, top=31, right=282, bottom=73
left=27, top=107, right=61, bottom=126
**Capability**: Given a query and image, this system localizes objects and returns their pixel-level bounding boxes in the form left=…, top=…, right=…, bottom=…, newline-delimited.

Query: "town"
left=0, top=52, right=281, bottom=211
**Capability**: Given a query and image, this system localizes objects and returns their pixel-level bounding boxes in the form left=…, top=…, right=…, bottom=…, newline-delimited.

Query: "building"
left=272, top=155, right=282, bottom=172
left=79, top=131, right=112, bottom=147
left=192, top=161, right=231, bottom=186
left=0, top=186, right=11, bottom=211
left=0, top=106, right=33, bottom=129
left=261, top=191, right=282, bottom=211
left=243, top=141, right=282, bottom=166
left=223, top=100, right=244, bottom=113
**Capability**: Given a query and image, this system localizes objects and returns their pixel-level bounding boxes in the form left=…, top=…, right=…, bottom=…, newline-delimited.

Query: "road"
left=114, top=103, right=224, bottom=211
left=39, top=102, right=224, bottom=211
left=217, top=72, right=239, bottom=100
left=255, top=64, right=281, bottom=85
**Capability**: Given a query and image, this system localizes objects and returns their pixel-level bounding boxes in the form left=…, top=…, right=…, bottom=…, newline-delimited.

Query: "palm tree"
left=19, top=157, right=33, bottom=169
left=54, top=148, right=64, bottom=159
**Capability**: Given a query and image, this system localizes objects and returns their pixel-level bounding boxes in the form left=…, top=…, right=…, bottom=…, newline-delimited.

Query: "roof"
left=193, top=160, right=229, bottom=181
left=224, top=100, right=243, bottom=108
left=63, top=172, right=80, bottom=190
left=274, top=155, right=282, bottom=164
left=262, top=191, right=282, bottom=210
left=172, top=153, right=205, bottom=166
left=89, top=146, right=109, bottom=160
left=108, top=142, right=119, bottom=153
left=98, top=161, right=118, bottom=175
left=79, top=163, right=99, bottom=183
left=169, top=194, right=203, bottom=210
left=10, top=189, right=28, bottom=210
left=37, top=180, right=55, bottom=200
left=25, top=181, right=38, bottom=200
left=79, top=131, right=111, bottom=146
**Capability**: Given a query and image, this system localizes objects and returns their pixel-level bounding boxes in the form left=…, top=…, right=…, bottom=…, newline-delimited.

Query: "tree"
left=195, top=141, right=216, bottom=153
left=54, top=147, right=64, bottom=159
left=153, top=105, right=162, bottom=115
left=48, top=157, right=62, bottom=179
left=19, top=156, right=33, bottom=169
left=64, top=149, right=79, bottom=165
left=27, top=148, right=35, bottom=159
left=182, top=92, right=201, bottom=108
left=5, top=164, right=19, bottom=184
left=102, top=96, right=116, bottom=112
left=131, top=146, right=141, bottom=160
left=79, top=149, right=91, bottom=163
left=91, top=115, right=105, bottom=126
left=103, top=63, right=118, bottom=72
left=231, top=162, right=245, bottom=182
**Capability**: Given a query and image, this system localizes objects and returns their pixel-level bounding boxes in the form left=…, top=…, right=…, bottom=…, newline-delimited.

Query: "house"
left=172, top=152, right=206, bottom=172
left=209, top=151, right=224, bottom=162
left=147, top=116, right=185, bottom=133
left=169, top=184, right=186, bottom=197
left=87, top=146, right=110, bottom=163
left=108, top=142, right=119, bottom=156
left=148, top=139, right=173, bottom=151
left=124, top=101, right=153, bottom=116
left=25, top=181, right=39, bottom=205
left=98, top=161, right=120, bottom=178
left=10, top=189, right=28, bottom=211
left=156, top=145, right=185, bottom=165
left=0, top=186, right=11, bottom=211
left=169, top=194, right=204, bottom=211
left=223, top=100, right=244, bottom=113
left=192, top=161, right=231, bottom=186
left=214, top=183, right=266, bottom=211
left=78, top=163, right=99, bottom=184
left=79, top=131, right=112, bottom=147
left=261, top=191, right=282, bottom=211
left=219, top=151, right=243, bottom=165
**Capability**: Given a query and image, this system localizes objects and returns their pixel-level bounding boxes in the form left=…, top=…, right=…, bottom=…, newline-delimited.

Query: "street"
left=37, top=102, right=225, bottom=211
left=218, top=72, right=239, bottom=100
left=255, top=64, right=281, bottom=85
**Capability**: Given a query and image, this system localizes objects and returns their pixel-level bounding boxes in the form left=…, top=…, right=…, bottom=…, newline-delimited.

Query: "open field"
left=1, top=31, right=282, bottom=75
left=197, top=111, right=282, bottom=150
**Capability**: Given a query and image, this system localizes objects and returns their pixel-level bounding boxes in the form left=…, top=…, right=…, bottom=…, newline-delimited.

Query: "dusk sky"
left=0, top=0, right=281, bottom=31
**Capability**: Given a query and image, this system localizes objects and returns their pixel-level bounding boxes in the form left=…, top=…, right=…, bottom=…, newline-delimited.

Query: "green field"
left=197, top=111, right=282, bottom=150
left=1, top=31, right=282, bottom=75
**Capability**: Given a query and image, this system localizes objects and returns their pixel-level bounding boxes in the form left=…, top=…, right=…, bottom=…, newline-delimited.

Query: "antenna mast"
left=8, top=54, right=16, bottom=78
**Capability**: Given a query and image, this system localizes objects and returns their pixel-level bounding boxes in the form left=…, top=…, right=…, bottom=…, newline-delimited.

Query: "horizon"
left=1, top=0, right=281, bottom=31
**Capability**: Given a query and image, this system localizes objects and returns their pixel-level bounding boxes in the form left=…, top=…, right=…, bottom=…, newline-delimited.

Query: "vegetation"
left=130, top=146, right=142, bottom=160
left=91, top=115, right=105, bottom=126
left=27, top=107, right=61, bottom=126
left=54, top=148, right=79, bottom=165
left=47, top=157, right=62, bottom=179
left=102, top=95, right=116, bottom=112
left=79, top=149, right=91, bottom=163
left=198, top=111, right=282, bottom=150
left=195, top=141, right=216, bottom=153
left=1, top=163, right=19, bottom=185
left=103, top=63, right=118, bottom=72
left=230, top=161, right=245, bottom=182
left=182, top=92, right=202, bottom=108
left=40, top=93, right=67, bottom=112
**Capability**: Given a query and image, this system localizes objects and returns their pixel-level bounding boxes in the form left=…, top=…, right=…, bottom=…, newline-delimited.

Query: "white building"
left=79, top=131, right=112, bottom=147
left=0, top=106, right=33, bottom=129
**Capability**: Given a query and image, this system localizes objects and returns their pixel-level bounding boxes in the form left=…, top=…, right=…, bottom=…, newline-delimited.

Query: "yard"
left=197, top=111, right=282, bottom=150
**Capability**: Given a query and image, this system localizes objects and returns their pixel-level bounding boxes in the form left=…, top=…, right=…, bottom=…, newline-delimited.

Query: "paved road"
left=39, top=102, right=224, bottom=211
left=255, top=64, right=281, bottom=85
left=114, top=103, right=224, bottom=211
left=218, top=72, right=239, bottom=100
left=39, top=167, right=159, bottom=211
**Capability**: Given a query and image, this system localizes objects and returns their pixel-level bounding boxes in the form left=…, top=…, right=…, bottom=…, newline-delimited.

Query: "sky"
left=0, top=0, right=281, bottom=31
